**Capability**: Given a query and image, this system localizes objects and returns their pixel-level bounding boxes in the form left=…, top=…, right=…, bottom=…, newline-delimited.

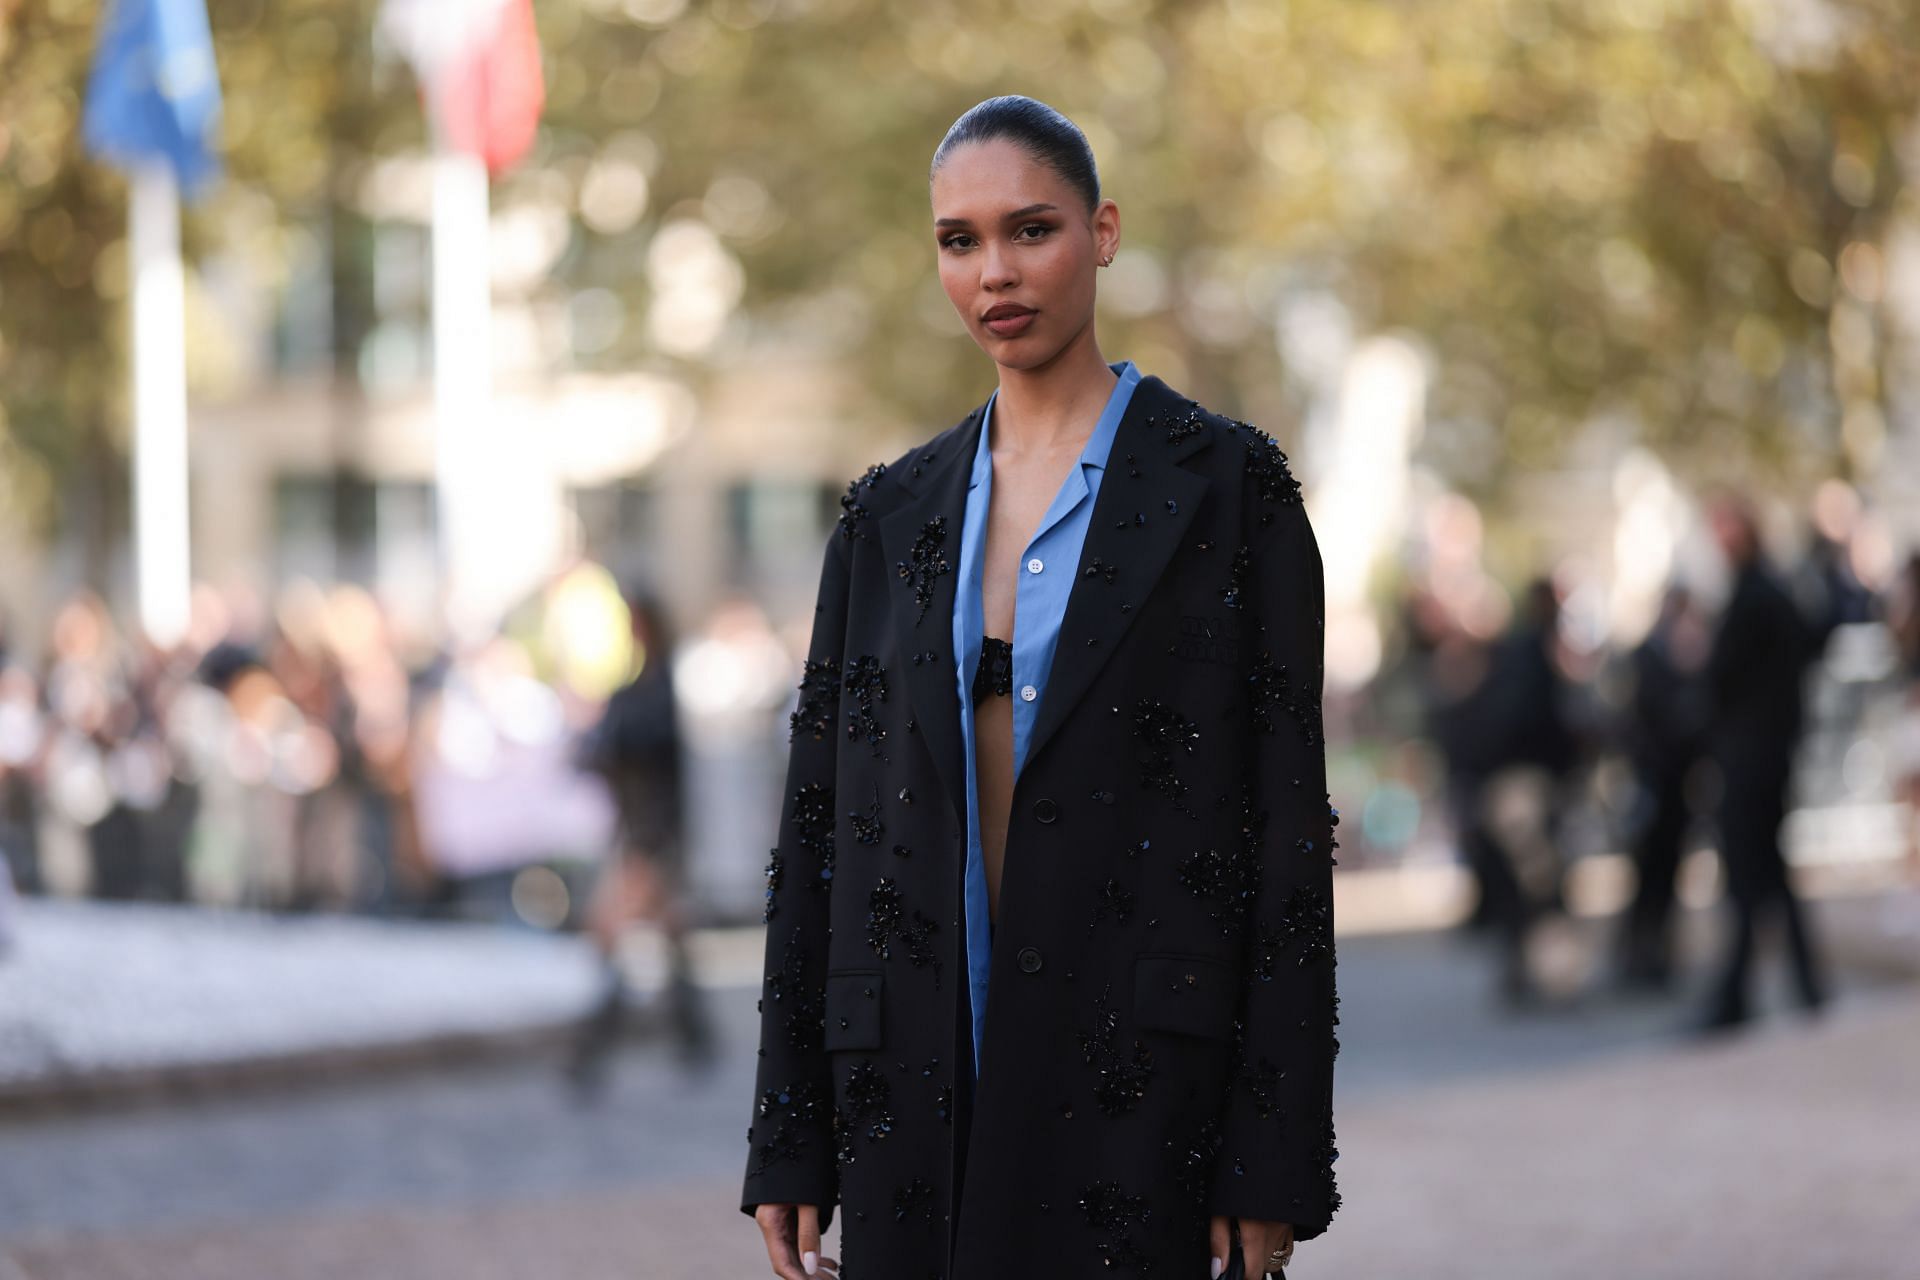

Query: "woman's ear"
left=1094, top=197, right=1121, bottom=266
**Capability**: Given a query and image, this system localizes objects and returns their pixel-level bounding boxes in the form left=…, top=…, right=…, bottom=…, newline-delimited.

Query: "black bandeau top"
left=972, top=635, right=1012, bottom=702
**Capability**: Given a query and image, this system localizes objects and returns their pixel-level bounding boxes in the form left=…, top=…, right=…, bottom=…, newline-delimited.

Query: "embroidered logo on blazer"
left=1172, top=614, right=1241, bottom=665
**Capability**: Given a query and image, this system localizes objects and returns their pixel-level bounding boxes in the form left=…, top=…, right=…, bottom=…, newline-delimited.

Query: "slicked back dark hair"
left=930, top=95, right=1101, bottom=213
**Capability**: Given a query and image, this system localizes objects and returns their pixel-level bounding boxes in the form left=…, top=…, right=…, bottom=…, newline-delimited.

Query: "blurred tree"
left=593, top=0, right=1915, bottom=497
left=0, top=0, right=417, bottom=572
left=1, top=0, right=128, bottom=576
left=3, top=0, right=1916, bottom=576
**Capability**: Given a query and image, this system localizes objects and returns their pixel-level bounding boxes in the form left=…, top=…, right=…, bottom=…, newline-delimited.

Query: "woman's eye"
left=940, top=234, right=973, bottom=251
left=1016, top=224, right=1051, bottom=240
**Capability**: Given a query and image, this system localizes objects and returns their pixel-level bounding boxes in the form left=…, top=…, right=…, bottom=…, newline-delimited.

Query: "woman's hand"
left=754, top=1203, right=839, bottom=1279
left=1209, top=1215, right=1295, bottom=1277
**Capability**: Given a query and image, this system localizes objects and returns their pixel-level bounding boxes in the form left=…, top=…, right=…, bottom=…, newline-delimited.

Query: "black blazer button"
left=1017, top=946, right=1044, bottom=974
left=1033, top=798, right=1058, bottom=824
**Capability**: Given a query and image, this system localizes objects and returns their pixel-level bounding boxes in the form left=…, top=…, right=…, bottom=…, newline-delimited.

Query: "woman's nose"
left=981, top=242, right=1018, bottom=290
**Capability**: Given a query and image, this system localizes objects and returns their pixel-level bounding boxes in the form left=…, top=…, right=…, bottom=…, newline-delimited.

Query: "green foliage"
left=2, top=0, right=1914, bottom=532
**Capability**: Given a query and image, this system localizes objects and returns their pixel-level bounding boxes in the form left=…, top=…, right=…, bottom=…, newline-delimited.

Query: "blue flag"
left=83, top=0, right=223, bottom=198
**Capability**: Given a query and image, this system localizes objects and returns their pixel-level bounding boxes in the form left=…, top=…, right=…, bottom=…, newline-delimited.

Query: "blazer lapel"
left=878, top=375, right=1215, bottom=825
left=878, top=403, right=987, bottom=834
left=1022, top=374, right=1213, bottom=774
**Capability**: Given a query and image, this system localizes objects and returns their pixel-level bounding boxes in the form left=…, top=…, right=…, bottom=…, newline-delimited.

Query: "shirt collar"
left=969, top=360, right=1140, bottom=491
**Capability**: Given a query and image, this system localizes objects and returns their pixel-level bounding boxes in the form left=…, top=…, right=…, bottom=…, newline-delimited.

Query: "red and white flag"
left=379, top=0, right=544, bottom=175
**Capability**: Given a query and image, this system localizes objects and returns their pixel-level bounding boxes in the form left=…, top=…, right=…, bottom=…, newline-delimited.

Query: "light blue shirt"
left=950, top=359, right=1141, bottom=1080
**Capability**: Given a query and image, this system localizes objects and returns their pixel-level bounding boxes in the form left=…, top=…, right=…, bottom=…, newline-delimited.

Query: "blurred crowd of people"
left=4, top=481, right=1920, bottom=1048
left=0, top=581, right=431, bottom=915
left=0, top=561, right=714, bottom=929
left=1397, top=486, right=1920, bottom=1031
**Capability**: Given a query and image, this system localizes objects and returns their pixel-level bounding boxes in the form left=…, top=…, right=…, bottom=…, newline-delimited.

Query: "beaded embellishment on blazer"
left=742, top=374, right=1343, bottom=1273
left=895, top=515, right=952, bottom=623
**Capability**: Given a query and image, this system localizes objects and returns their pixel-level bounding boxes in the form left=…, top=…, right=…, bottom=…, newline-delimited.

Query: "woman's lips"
left=983, top=308, right=1036, bottom=337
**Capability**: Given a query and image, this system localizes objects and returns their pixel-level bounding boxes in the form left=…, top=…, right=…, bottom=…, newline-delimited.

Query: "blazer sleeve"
left=1208, top=487, right=1342, bottom=1240
left=740, top=530, right=851, bottom=1228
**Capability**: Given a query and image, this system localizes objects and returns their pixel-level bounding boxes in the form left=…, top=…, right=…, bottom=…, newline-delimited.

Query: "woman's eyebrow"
left=935, top=201, right=1060, bottom=229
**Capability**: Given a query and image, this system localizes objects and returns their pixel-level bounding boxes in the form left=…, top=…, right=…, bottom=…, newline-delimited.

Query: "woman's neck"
left=989, top=331, right=1118, bottom=456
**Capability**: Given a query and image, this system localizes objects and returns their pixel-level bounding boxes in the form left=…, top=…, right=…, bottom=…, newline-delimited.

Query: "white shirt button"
left=1020, top=684, right=1038, bottom=702
left=1026, top=557, right=1044, bottom=574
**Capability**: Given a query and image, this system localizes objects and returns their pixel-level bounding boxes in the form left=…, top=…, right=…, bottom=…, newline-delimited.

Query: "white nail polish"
left=1210, top=1258, right=1224, bottom=1279
left=803, top=1250, right=819, bottom=1275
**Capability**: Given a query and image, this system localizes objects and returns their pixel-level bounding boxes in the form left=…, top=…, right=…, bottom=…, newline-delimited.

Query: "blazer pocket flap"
left=1134, top=953, right=1238, bottom=1040
left=823, top=969, right=885, bottom=1050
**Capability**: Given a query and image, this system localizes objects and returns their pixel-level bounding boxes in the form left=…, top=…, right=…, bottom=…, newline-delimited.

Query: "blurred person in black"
left=1471, top=576, right=1580, bottom=1004
left=1611, top=583, right=1710, bottom=992
left=0, top=619, right=31, bottom=898
left=1888, top=551, right=1920, bottom=883
left=127, top=636, right=199, bottom=904
left=0, top=663, right=46, bottom=896
left=1695, top=494, right=1829, bottom=1033
left=1793, top=481, right=1879, bottom=650
left=567, top=586, right=710, bottom=1092
left=1410, top=585, right=1505, bottom=940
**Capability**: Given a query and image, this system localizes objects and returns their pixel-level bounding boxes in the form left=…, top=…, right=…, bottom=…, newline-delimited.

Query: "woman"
left=569, top=587, right=711, bottom=1088
left=743, top=96, right=1339, bottom=1280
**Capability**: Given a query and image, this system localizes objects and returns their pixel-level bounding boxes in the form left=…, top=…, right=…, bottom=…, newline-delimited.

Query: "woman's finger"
left=1207, top=1214, right=1231, bottom=1277
left=1236, top=1221, right=1267, bottom=1277
left=1237, top=1220, right=1293, bottom=1276
left=797, top=1203, right=823, bottom=1276
left=754, top=1204, right=807, bottom=1280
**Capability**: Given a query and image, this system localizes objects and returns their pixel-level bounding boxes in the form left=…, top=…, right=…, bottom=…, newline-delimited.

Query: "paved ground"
left=5, top=998, right=1915, bottom=1280
left=1319, top=992, right=1916, bottom=1280
left=0, top=900, right=601, bottom=1097
left=7, top=854, right=1917, bottom=1103
left=1, top=884, right=1916, bottom=1278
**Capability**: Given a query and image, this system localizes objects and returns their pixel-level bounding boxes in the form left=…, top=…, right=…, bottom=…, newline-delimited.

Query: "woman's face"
left=930, top=138, right=1117, bottom=371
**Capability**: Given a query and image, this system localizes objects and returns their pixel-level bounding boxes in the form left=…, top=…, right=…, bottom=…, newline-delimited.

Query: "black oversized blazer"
left=741, top=372, right=1341, bottom=1279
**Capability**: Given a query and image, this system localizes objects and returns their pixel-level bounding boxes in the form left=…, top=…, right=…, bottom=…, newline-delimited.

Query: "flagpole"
left=381, top=0, right=546, bottom=638
left=129, top=159, right=192, bottom=648
left=431, top=145, right=494, bottom=637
